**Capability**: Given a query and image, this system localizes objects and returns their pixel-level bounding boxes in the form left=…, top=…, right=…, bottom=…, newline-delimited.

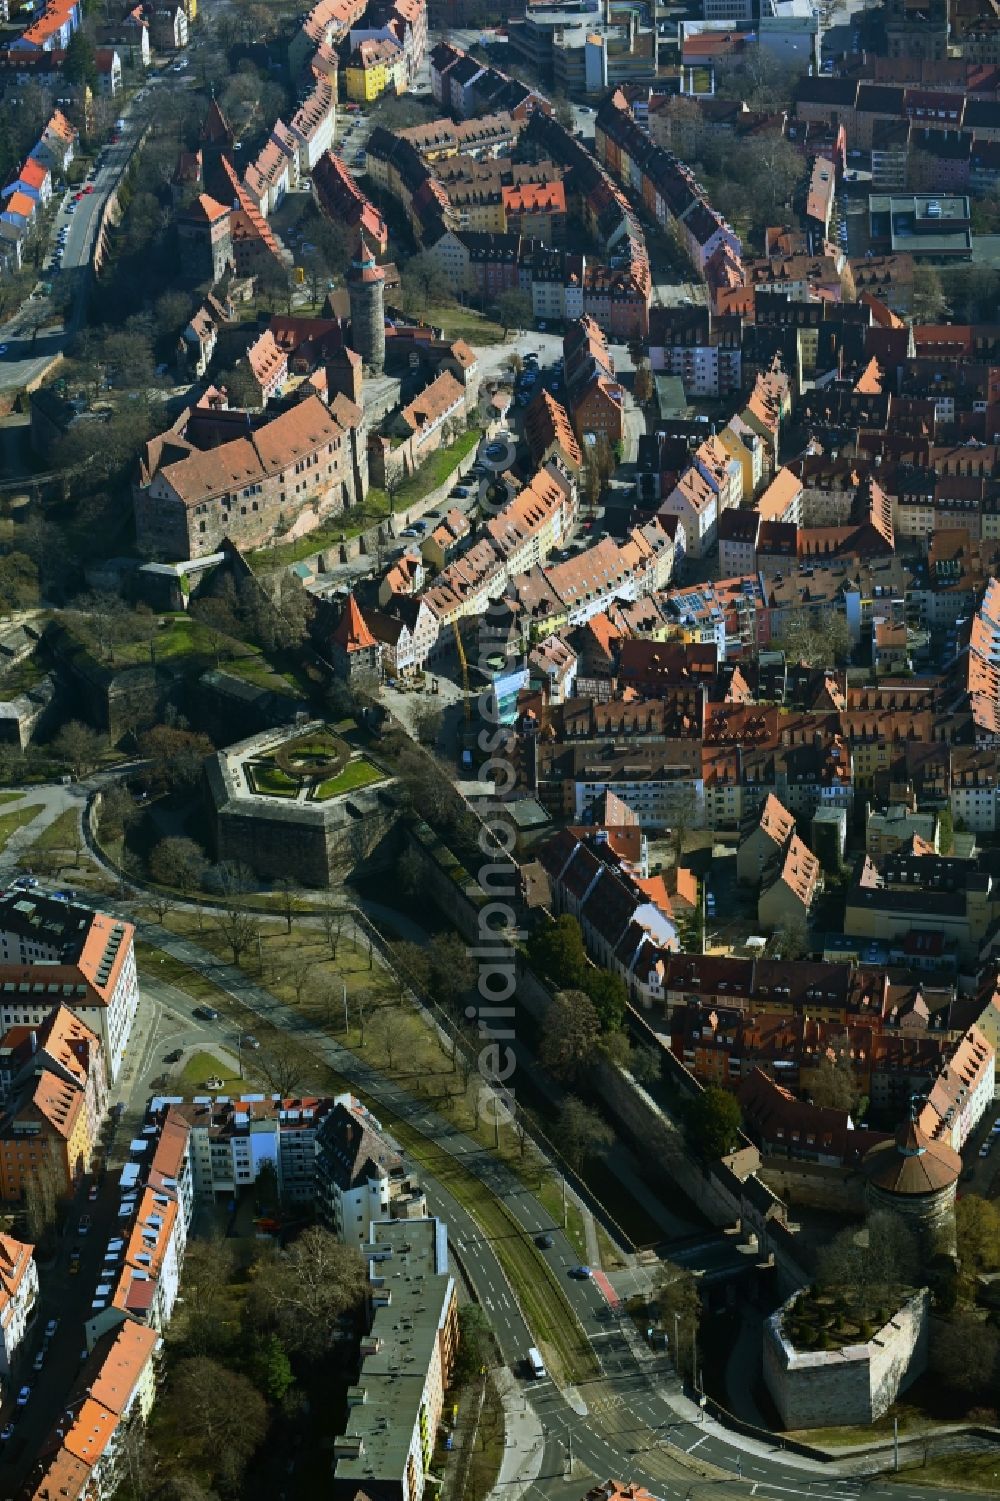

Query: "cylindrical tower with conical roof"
left=347, top=233, right=385, bottom=377
left=862, top=1110, right=961, bottom=1260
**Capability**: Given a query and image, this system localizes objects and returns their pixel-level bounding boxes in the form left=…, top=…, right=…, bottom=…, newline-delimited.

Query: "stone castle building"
left=134, top=390, right=368, bottom=561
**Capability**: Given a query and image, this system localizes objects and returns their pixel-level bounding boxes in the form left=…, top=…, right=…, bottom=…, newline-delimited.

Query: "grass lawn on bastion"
left=313, top=757, right=384, bottom=799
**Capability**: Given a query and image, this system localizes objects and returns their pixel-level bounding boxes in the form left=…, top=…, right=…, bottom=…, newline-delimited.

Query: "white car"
left=16, top=1386, right=30, bottom=1407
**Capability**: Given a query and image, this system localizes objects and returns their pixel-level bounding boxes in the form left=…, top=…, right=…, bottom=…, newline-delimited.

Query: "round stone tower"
left=862, top=1111, right=961, bottom=1260
left=347, top=233, right=385, bottom=377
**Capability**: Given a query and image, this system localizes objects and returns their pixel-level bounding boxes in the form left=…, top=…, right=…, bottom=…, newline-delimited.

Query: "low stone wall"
left=764, top=1289, right=930, bottom=1430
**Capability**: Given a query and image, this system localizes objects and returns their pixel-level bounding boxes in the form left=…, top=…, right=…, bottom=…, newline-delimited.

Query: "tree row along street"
left=43, top=851, right=967, bottom=1501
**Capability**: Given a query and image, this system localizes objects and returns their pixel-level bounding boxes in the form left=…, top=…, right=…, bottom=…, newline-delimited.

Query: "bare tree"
left=371, top=1006, right=397, bottom=1069
left=246, top=1034, right=308, bottom=1098
left=539, top=990, right=601, bottom=1082
left=320, top=905, right=347, bottom=960
left=146, top=889, right=175, bottom=926
left=214, top=901, right=261, bottom=968
left=100, top=784, right=141, bottom=846
left=274, top=875, right=298, bottom=934
left=553, top=1095, right=614, bottom=1171
left=285, top=953, right=314, bottom=1007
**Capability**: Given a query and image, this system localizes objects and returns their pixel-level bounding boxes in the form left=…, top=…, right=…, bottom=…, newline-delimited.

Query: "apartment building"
left=540, top=827, right=679, bottom=1001
left=0, top=1004, right=106, bottom=1201
left=524, top=389, right=583, bottom=475
left=0, top=892, right=137, bottom=1083
left=918, top=1023, right=994, bottom=1152
left=758, top=832, right=822, bottom=930
left=332, top=1218, right=458, bottom=1501
left=658, top=435, right=741, bottom=560
left=174, top=1094, right=335, bottom=1203
left=486, top=464, right=576, bottom=574
left=0, top=1232, right=37, bottom=1376
left=845, top=848, right=1000, bottom=962
left=27, top=1321, right=161, bottom=1501
left=315, top=1092, right=427, bottom=1249
left=289, top=79, right=336, bottom=173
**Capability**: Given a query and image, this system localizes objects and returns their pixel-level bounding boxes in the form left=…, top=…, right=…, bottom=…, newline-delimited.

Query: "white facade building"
left=0, top=892, right=139, bottom=1083
left=0, top=1232, right=37, bottom=1374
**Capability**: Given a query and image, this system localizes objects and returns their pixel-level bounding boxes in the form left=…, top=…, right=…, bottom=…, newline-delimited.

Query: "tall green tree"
left=684, top=1085, right=741, bottom=1160
left=63, top=28, right=98, bottom=88
left=554, top=1094, right=614, bottom=1171
left=527, top=914, right=588, bottom=989
left=539, top=989, right=601, bottom=1081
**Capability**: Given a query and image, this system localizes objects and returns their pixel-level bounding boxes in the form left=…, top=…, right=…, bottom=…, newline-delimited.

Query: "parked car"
left=400, top=526, right=419, bottom=537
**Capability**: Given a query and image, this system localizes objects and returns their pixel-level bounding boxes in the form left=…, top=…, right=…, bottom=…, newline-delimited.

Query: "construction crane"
left=452, top=619, right=472, bottom=723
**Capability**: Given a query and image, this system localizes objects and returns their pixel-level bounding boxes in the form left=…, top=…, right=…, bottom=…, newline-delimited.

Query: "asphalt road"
left=0, top=815, right=986, bottom=1499
left=0, top=66, right=179, bottom=395
left=83, top=907, right=983, bottom=1501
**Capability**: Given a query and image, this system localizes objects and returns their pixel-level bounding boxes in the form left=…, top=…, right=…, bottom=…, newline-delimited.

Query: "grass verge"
left=178, top=1050, right=241, bottom=1092
left=0, top=802, right=44, bottom=851
left=889, top=1454, right=1000, bottom=1492
left=140, top=924, right=599, bottom=1387
left=535, top=1176, right=588, bottom=1262
left=31, top=806, right=81, bottom=853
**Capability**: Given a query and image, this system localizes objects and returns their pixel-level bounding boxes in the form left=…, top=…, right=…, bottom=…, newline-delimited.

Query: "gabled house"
left=0, top=1232, right=37, bottom=1375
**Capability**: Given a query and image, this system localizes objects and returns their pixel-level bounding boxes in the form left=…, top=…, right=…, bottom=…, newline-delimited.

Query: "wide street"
left=0, top=63, right=181, bottom=395
left=103, top=908, right=994, bottom=1501
left=0, top=778, right=988, bottom=1498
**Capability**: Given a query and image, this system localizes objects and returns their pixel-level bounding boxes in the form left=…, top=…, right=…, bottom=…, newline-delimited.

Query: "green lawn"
left=251, top=429, right=481, bottom=571
left=314, top=757, right=385, bottom=799
left=250, top=763, right=300, bottom=798
left=31, top=806, right=81, bottom=852
left=424, top=301, right=506, bottom=346
left=889, top=1454, right=1000, bottom=1492
left=178, top=1050, right=241, bottom=1092
left=62, top=613, right=303, bottom=694
left=0, top=803, right=43, bottom=852
left=393, top=429, right=480, bottom=507
left=0, top=791, right=24, bottom=806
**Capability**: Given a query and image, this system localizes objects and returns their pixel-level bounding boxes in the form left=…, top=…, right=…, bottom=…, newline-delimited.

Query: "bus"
left=526, top=1347, right=546, bottom=1380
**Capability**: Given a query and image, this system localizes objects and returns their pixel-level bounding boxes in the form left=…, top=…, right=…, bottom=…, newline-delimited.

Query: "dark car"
left=534, top=1234, right=554, bottom=1249
left=193, top=1006, right=220, bottom=1021
left=164, top=1048, right=183, bottom=1063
